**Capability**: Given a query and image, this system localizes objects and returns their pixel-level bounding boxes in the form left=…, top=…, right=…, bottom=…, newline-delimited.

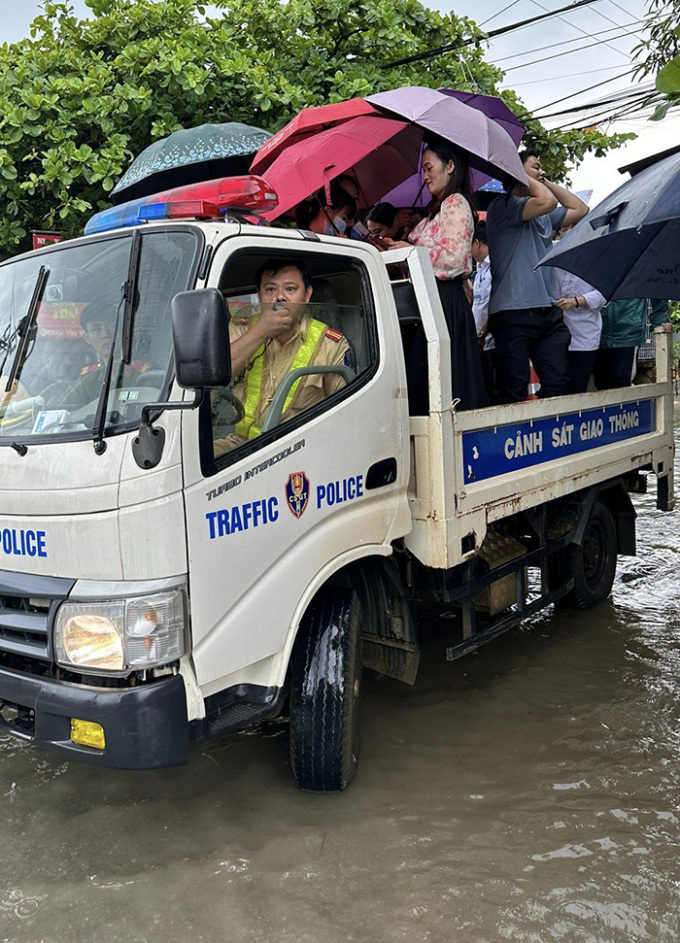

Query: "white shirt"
left=554, top=268, right=606, bottom=352
left=472, top=256, right=495, bottom=351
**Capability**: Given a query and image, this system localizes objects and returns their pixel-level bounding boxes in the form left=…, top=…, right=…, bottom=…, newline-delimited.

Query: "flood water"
left=3, top=419, right=680, bottom=943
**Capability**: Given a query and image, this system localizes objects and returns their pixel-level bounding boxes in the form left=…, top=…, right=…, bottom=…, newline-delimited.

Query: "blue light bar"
left=84, top=196, right=150, bottom=236
left=137, top=203, right=168, bottom=222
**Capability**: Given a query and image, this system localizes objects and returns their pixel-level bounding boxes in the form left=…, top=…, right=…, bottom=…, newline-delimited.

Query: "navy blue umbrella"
left=540, top=150, right=680, bottom=301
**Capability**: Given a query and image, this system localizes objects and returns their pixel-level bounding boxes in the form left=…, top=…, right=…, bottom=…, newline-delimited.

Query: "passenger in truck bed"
left=213, top=259, right=351, bottom=456
left=486, top=148, right=589, bottom=403
left=384, top=134, right=489, bottom=413
left=295, top=182, right=358, bottom=238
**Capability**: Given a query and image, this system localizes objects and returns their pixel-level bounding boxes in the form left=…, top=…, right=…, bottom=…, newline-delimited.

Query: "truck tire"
left=550, top=501, right=618, bottom=609
left=289, top=588, right=362, bottom=792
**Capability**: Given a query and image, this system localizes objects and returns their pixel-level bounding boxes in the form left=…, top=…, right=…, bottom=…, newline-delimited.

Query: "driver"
left=58, top=300, right=151, bottom=407
left=214, top=259, right=351, bottom=456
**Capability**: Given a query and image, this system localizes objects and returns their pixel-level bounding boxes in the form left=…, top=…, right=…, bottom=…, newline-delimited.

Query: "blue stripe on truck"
left=462, top=399, right=656, bottom=484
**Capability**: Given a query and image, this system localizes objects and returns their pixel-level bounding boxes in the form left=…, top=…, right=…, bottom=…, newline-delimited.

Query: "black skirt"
left=406, top=276, right=489, bottom=415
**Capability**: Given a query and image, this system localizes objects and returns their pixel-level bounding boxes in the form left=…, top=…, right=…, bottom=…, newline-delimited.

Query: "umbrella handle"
left=322, top=165, right=337, bottom=205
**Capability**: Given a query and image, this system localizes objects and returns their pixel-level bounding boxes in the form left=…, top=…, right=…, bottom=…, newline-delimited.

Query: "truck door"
left=182, top=236, right=411, bottom=695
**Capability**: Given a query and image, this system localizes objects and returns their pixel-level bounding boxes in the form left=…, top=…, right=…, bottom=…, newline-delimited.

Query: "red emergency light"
left=85, top=175, right=279, bottom=235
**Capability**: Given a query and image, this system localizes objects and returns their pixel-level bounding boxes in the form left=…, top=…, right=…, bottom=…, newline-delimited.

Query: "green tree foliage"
left=0, top=0, right=632, bottom=257
left=633, top=0, right=680, bottom=120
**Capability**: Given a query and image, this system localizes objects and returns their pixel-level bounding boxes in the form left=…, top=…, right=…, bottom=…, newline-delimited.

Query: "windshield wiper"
left=91, top=293, right=124, bottom=455
left=5, top=265, right=49, bottom=393
left=91, top=230, right=142, bottom=453
left=122, top=229, right=141, bottom=364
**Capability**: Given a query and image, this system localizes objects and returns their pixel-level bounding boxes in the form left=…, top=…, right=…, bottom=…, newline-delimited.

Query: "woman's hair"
left=422, top=135, right=477, bottom=221
left=365, top=202, right=396, bottom=227
left=296, top=180, right=358, bottom=229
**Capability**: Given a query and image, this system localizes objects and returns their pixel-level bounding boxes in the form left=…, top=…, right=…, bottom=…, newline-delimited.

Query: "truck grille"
left=0, top=571, right=75, bottom=663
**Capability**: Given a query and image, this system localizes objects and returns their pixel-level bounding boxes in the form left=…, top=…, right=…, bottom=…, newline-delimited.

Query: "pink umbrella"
left=260, top=115, right=423, bottom=221
left=250, top=99, right=379, bottom=176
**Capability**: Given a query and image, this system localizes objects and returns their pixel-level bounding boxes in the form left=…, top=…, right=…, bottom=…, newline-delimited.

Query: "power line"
left=538, top=82, right=659, bottom=122
left=527, top=67, right=637, bottom=118
left=583, top=0, right=632, bottom=30
left=528, top=0, right=633, bottom=61
left=493, top=18, right=644, bottom=64
left=605, top=0, right=640, bottom=18
left=589, top=0, right=648, bottom=39
left=537, top=84, right=657, bottom=121
left=480, top=0, right=523, bottom=27
left=503, top=25, right=642, bottom=72
left=511, top=65, right=632, bottom=86
left=547, top=82, right=658, bottom=116
left=550, top=88, right=662, bottom=128
left=380, top=0, right=610, bottom=70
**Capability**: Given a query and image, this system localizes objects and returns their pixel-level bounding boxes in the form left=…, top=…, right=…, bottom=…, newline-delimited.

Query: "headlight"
left=55, top=588, right=186, bottom=675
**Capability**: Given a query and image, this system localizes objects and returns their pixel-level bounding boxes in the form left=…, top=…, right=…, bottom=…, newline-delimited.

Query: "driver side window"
left=210, top=251, right=376, bottom=464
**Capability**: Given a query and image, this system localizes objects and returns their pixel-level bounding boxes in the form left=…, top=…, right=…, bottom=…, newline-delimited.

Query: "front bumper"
left=0, top=666, right=189, bottom=769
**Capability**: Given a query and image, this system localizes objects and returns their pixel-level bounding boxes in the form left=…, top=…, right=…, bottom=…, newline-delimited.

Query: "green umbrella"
left=111, top=121, right=272, bottom=205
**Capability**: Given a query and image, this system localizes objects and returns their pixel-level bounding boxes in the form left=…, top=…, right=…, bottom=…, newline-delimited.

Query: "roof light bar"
left=84, top=175, right=279, bottom=236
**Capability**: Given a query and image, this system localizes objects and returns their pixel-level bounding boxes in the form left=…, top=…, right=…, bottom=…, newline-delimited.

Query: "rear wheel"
left=549, top=501, right=618, bottom=609
left=289, top=588, right=362, bottom=792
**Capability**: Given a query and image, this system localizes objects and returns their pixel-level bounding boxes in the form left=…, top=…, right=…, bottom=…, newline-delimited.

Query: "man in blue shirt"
left=486, top=150, right=589, bottom=403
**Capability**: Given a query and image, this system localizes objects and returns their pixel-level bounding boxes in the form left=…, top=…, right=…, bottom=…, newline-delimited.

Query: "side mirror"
left=171, top=288, right=231, bottom=389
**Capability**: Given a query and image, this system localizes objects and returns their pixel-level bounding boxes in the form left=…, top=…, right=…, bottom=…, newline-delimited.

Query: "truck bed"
left=383, top=247, right=675, bottom=570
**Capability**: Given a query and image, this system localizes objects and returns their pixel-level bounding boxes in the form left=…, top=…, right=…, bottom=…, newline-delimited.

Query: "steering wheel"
left=132, top=369, right=167, bottom=389
left=212, top=388, right=245, bottom=437
left=39, top=380, right=74, bottom=402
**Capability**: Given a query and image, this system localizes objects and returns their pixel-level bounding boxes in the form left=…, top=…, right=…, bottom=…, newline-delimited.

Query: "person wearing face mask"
left=214, top=259, right=351, bottom=455
left=384, top=135, right=488, bottom=413
left=296, top=182, right=358, bottom=238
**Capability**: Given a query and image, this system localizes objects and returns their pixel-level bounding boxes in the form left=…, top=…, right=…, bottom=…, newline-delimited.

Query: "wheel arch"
left=574, top=480, right=636, bottom=556
left=281, top=545, right=419, bottom=689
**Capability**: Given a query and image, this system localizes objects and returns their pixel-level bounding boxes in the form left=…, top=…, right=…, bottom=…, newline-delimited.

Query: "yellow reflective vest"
left=235, top=318, right=327, bottom=440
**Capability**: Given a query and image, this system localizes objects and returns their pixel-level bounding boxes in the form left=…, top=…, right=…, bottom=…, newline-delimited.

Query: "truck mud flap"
left=352, top=558, right=420, bottom=685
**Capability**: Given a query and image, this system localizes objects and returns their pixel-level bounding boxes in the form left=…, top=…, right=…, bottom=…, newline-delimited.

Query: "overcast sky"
left=2, top=0, right=676, bottom=204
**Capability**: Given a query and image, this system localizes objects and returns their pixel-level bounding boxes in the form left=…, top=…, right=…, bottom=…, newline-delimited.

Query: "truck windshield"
left=0, top=229, right=199, bottom=441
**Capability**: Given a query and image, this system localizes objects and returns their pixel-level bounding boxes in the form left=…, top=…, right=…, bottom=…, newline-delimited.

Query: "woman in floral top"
left=386, top=136, right=488, bottom=412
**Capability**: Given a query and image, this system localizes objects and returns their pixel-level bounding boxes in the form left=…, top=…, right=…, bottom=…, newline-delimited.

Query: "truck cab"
left=0, top=176, right=674, bottom=791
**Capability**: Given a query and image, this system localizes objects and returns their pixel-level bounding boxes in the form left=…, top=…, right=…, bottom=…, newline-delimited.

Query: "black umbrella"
left=540, top=150, right=680, bottom=301
left=111, top=121, right=272, bottom=205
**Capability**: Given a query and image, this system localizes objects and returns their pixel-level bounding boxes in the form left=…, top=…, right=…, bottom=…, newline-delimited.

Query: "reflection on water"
left=2, top=418, right=680, bottom=942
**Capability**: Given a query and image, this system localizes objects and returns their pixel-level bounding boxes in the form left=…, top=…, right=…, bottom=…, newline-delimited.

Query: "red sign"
left=37, top=302, right=87, bottom=340
left=32, top=232, right=63, bottom=250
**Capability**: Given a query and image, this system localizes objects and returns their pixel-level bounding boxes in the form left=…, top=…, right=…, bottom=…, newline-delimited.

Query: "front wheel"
left=549, top=501, right=618, bottom=609
left=289, top=588, right=362, bottom=792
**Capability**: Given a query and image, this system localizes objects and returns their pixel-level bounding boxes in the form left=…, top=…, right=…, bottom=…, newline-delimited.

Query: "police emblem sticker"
left=285, top=471, right=310, bottom=519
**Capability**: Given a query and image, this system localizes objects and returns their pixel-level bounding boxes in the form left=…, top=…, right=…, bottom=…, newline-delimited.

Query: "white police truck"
left=0, top=176, right=674, bottom=791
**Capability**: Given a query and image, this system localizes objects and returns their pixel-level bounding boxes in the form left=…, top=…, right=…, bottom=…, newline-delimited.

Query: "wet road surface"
left=3, top=423, right=680, bottom=943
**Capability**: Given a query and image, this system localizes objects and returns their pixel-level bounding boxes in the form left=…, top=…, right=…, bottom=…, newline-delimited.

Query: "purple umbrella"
left=439, top=89, right=525, bottom=147
left=367, top=86, right=526, bottom=189
left=374, top=87, right=526, bottom=208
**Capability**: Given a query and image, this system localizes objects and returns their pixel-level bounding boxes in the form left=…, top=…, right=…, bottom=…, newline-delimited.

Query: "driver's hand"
left=259, top=304, right=296, bottom=339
